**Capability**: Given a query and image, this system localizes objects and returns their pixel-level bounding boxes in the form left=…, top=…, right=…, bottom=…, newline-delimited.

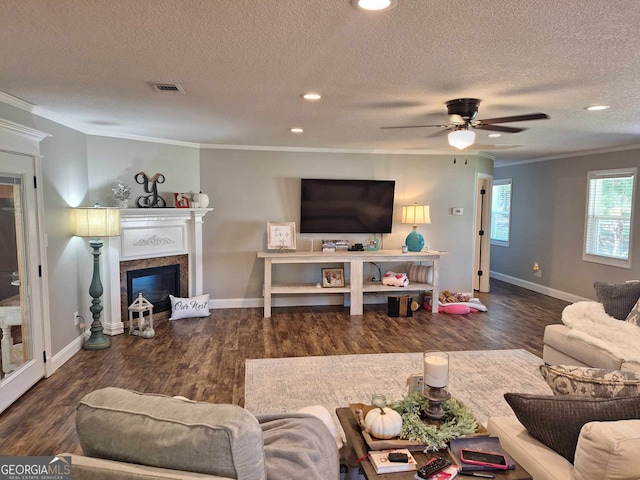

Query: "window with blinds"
left=583, top=168, right=636, bottom=268
left=491, top=178, right=512, bottom=246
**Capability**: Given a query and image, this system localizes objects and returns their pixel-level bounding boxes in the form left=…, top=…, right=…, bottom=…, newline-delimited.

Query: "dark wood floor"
left=0, top=279, right=568, bottom=456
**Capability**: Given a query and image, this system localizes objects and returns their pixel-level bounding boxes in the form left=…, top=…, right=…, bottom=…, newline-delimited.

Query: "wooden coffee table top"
left=336, top=407, right=532, bottom=480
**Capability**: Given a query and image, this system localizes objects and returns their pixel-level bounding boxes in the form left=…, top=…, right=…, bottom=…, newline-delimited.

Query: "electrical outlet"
left=534, top=269, right=542, bottom=278
left=74, top=312, right=80, bottom=325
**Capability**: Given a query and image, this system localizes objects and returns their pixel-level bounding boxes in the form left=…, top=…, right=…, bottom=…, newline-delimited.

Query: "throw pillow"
left=626, top=297, right=640, bottom=326
left=407, top=263, right=432, bottom=284
left=504, top=392, right=640, bottom=463
left=540, top=365, right=640, bottom=398
left=169, top=293, right=210, bottom=320
left=593, top=281, right=640, bottom=320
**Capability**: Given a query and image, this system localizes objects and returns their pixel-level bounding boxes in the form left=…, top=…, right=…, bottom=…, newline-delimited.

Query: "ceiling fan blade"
left=477, top=113, right=549, bottom=124
left=380, top=124, right=448, bottom=129
left=425, top=129, right=450, bottom=138
left=475, top=124, right=525, bottom=133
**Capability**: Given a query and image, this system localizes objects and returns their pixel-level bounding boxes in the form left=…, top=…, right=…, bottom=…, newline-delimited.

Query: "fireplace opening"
left=127, top=264, right=180, bottom=315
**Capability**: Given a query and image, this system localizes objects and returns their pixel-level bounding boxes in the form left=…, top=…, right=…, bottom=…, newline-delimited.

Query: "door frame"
left=0, top=119, right=52, bottom=413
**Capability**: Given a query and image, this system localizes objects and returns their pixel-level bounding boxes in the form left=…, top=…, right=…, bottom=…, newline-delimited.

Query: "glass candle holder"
left=371, top=394, right=387, bottom=408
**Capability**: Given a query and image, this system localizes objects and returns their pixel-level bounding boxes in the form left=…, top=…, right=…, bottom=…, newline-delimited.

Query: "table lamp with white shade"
left=73, top=205, right=121, bottom=350
left=401, top=204, right=430, bottom=252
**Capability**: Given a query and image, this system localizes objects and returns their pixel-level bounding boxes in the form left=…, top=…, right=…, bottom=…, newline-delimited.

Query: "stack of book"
left=369, top=449, right=418, bottom=474
left=448, top=437, right=515, bottom=473
left=322, top=239, right=349, bottom=252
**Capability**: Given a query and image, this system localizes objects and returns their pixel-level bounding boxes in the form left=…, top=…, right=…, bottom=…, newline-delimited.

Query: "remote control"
left=415, top=457, right=452, bottom=479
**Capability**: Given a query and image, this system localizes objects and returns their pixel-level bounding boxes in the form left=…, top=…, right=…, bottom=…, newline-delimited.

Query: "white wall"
left=199, top=148, right=482, bottom=304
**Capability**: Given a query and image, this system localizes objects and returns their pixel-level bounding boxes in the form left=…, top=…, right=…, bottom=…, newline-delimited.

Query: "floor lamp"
left=74, top=206, right=121, bottom=350
left=401, top=204, right=430, bottom=252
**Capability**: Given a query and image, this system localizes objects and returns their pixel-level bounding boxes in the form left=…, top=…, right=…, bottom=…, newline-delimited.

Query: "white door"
left=0, top=150, right=46, bottom=413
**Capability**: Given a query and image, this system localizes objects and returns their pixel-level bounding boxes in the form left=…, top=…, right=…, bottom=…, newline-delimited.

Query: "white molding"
left=49, top=331, right=89, bottom=375
left=495, top=143, right=640, bottom=168
left=0, top=91, right=87, bottom=133
left=199, top=143, right=455, bottom=155
left=87, top=131, right=200, bottom=148
left=489, top=271, right=590, bottom=304
left=0, top=119, right=50, bottom=143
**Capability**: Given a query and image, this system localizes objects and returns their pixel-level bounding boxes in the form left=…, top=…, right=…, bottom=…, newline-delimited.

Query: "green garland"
left=390, top=392, right=478, bottom=450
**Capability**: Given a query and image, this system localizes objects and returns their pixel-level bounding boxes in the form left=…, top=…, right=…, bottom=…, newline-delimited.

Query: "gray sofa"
left=61, top=387, right=339, bottom=480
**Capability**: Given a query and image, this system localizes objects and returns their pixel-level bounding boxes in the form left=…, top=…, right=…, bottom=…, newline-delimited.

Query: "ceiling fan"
left=381, top=98, right=549, bottom=149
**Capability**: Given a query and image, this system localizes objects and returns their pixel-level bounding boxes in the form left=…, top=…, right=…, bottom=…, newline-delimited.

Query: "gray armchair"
left=62, top=387, right=339, bottom=480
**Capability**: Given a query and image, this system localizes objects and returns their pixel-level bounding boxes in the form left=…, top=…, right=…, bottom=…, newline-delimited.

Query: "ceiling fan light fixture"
left=351, top=0, right=398, bottom=12
left=448, top=129, right=475, bottom=149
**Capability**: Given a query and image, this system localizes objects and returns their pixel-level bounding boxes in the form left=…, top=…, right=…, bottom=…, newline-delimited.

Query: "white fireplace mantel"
left=101, top=208, right=213, bottom=335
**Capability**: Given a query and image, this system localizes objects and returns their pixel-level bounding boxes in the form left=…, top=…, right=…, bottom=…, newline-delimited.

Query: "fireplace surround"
left=99, top=208, right=212, bottom=335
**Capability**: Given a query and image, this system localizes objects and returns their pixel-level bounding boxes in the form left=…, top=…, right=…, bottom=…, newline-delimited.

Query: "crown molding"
left=0, top=90, right=87, bottom=133
left=199, top=143, right=459, bottom=155
left=0, top=118, right=51, bottom=142
left=86, top=130, right=200, bottom=148
left=495, top=142, right=640, bottom=168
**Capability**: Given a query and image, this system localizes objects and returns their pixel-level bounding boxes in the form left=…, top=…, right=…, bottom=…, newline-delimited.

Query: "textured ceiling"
left=2, top=0, right=640, bottom=164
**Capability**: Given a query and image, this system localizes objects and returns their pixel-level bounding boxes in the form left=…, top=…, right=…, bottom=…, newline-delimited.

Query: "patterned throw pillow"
left=627, top=297, right=640, bottom=326
left=540, top=365, right=640, bottom=398
left=504, top=393, right=640, bottom=463
left=407, top=263, right=433, bottom=284
left=593, top=281, right=640, bottom=320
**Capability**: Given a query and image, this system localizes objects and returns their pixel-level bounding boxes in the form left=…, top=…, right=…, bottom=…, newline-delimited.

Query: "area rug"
left=245, top=349, right=552, bottom=430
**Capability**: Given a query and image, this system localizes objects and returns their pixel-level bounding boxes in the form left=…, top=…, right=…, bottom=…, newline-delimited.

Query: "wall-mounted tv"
left=300, top=179, right=395, bottom=234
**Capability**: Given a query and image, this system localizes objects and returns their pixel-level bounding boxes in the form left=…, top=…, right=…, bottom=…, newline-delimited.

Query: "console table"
left=257, top=250, right=443, bottom=317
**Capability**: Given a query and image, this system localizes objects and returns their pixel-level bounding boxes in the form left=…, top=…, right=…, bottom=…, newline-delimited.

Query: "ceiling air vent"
left=151, top=83, right=185, bottom=94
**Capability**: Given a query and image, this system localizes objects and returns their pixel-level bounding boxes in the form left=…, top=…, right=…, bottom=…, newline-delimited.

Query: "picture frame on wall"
left=267, top=222, right=296, bottom=250
left=322, top=268, right=345, bottom=288
left=174, top=193, right=190, bottom=208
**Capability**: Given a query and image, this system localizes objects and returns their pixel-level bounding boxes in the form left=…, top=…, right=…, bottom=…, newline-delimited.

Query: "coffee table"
left=336, top=407, right=532, bottom=480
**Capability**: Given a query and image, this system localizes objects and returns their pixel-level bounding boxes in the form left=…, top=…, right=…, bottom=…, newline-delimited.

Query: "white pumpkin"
left=364, top=407, right=403, bottom=439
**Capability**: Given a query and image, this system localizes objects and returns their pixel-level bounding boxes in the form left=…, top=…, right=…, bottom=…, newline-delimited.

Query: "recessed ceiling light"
left=351, top=0, right=398, bottom=12
left=301, top=93, right=322, bottom=100
left=488, top=133, right=501, bottom=138
left=290, top=128, right=304, bottom=133
left=586, top=105, right=610, bottom=111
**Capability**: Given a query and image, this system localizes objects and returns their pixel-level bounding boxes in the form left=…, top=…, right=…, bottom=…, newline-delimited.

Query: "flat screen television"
left=300, top=179, right=395, bottom=234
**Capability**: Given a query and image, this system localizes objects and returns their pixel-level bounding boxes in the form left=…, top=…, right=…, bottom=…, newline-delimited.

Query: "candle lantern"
left=128, top=293, right=155, bottom=338
left=422, top=351, right=450, bottom=420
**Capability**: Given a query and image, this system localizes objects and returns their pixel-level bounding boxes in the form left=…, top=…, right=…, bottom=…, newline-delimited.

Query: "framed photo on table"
left=322, top=268, right=345, bottom=288
left=267, top=222, right=296, bottom=250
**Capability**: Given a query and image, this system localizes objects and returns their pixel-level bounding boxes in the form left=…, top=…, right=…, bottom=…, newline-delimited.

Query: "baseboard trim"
left=489, top=271, right=590, bottom=304
left=49, top=331, right=89, bottom=376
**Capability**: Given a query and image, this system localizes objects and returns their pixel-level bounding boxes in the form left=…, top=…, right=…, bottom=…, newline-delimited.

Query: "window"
left=491, top=178, right=512, bottom=246
left=583, top=168, right=636, bottom=268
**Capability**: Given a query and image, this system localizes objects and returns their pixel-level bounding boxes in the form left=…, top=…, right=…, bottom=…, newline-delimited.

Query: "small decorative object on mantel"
left=112, top=180, right=131, bottom=208
left=128, top=293, right=155, bottom=338
left=266, top=221, right=296, bottom=251
left=174, top=192, right=190, bottom=208
left=135, top=172, right=166, bottom=208
left=192, top=191, right=210, bottom=208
